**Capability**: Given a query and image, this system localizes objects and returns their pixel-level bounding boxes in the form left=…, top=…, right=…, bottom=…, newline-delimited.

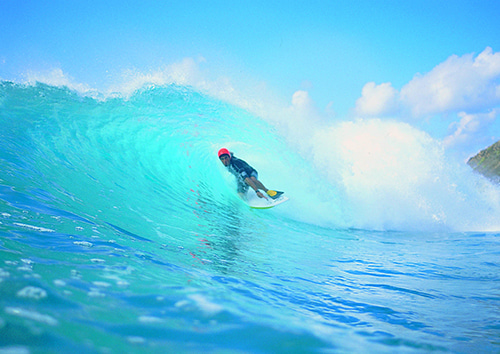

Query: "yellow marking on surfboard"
left=267, top=190, right=277, bottom=197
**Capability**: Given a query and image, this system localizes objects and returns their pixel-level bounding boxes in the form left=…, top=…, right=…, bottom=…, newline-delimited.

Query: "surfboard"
left=247, top=191, right=289, bottom=209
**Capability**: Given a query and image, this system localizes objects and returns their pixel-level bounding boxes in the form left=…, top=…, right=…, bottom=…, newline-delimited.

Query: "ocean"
left=1, top=81, right=499, bottom=353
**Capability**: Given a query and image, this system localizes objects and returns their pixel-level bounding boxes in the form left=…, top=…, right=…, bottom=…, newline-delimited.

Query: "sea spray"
left=266, top=103, right=500, bottom=231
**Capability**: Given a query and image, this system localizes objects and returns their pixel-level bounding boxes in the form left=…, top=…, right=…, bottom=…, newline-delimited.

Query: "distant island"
left=467, top=140, right=500, bottom=183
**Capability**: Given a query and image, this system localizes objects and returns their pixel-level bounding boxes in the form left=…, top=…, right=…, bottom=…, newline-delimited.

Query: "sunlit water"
left=0, top=82, right=499, bottom=353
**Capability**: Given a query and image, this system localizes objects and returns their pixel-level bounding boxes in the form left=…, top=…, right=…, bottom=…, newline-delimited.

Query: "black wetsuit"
left=227, top=155, right=258, bottom=193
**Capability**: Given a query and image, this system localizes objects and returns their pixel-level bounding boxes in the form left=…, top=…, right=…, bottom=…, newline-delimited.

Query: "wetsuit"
left=227, top=155, right=258, bottom=193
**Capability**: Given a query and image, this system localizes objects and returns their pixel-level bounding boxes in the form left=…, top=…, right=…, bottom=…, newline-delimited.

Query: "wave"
left=1, top=80, right=499, bottom=233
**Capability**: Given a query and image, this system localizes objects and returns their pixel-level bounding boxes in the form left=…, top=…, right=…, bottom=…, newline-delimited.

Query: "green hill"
left=467, top=140, right=500, bottom=183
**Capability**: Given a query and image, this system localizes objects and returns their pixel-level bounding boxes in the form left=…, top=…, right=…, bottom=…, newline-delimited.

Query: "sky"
left=1, top=0, right=500, bottom=159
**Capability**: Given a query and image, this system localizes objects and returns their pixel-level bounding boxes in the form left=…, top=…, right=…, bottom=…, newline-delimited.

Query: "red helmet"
left=218, top=148, right=230, bottom=158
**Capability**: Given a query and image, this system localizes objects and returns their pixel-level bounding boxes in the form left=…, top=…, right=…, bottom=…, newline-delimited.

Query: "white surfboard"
left=246, top=191, right=289, bottom=209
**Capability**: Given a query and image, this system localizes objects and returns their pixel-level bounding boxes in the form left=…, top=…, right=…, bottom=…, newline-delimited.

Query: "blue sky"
left=1, top=0, right=500, bottom=158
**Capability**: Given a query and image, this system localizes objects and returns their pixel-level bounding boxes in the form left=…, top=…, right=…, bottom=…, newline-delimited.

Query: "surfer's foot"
left=267, top=190, right=283, bottom=199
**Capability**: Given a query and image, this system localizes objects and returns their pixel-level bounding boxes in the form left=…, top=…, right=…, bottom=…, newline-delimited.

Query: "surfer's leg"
left=248, top=172, right=267, bottom=191
left=250, top=177, right=268, bottom=192
left=250, top=174, right=283, bottom=199
left=249, top=176, right=281, bottom=199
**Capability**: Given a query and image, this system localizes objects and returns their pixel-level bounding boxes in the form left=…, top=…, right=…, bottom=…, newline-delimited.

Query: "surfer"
left=218, top=148, right=282, bottom=200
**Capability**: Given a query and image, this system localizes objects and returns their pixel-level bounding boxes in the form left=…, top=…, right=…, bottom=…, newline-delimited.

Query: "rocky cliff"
left=467, top=140, right=500, bottom=183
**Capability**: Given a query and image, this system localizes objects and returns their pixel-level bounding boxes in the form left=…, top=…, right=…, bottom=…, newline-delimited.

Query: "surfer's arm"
left=244, top=177, right=266, bottom=198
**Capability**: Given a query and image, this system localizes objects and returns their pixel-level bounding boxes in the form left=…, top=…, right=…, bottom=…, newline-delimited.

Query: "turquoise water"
left=1, top=81, right=499, bottom=353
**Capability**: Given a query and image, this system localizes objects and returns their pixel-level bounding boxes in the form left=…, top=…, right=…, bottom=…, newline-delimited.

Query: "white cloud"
left=400, top=47, right=500, bottom=116
left=443, top=109, right=498, bottom=148
left=354, top=82, right=398, bottom=116
left=353, top=48, right=500, bottom=120
left=350, top=48, right=500, bottom=154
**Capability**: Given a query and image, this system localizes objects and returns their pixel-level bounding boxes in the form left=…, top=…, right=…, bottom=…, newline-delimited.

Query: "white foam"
left=16, top=286, right=47, bottom=300
left=92, top=281, right=111, bottom=288
left=5, top=307, right=58, bottom=326
left=73, top=241, right=93, bottom=248
left=187, top=294, right=223, bottom=316
left=0, top=269, right=10, bottom=279
left=53, top=279, right=66, bottom=287
left=304, top=118, right=500, bottom=231
left=0, top=346, right=30, bottom=354
left=138, top=315, right=164, bottom=324
left=127, top=336, right=145, bottom=344
left=25, top=68, right=98, bottom=96
left=13, top=223, right=54, bottom=233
